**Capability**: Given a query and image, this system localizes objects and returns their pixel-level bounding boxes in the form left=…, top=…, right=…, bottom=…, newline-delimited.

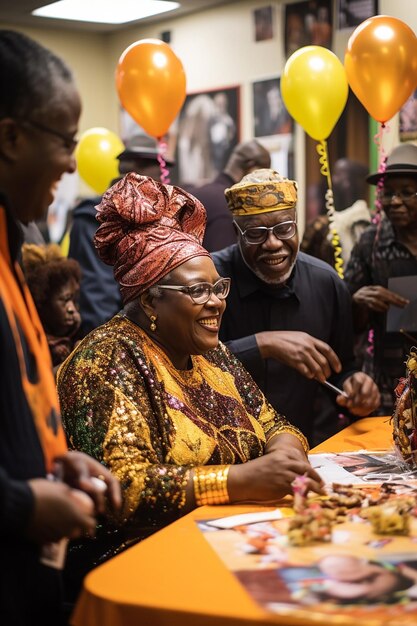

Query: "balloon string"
left=316, top=140, right=344, bottom=279
left=367, top=122, right=391, bottom=357
left=157, top=137, right=171, bottom=184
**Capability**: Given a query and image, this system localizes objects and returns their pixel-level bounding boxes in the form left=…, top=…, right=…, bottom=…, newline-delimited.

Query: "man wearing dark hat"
left=345, top=143, right=417, bottom=415
left=69, top=145, right=172, bottom=336
left=212, top=169, right=380, bottom=444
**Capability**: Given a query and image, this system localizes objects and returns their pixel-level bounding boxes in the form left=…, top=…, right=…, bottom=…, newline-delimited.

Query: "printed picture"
left=310, top=450, right=417, bottom=484
left=198, top=480, right=417, bottom=623
left=399, top=90, right=417, bottom=141
left=175, top=87, right=240, bottom=187
left=284, top=0, right=332, bottom=58
left=252, top=77, right=293, bottom=138
left=337, top=0, right=379, bottom=30
left=253, top=5, right=274, bottom=42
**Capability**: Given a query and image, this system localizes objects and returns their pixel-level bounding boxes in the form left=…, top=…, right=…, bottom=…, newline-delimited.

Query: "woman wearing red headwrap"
left=57, top=173, right=322, bottom=591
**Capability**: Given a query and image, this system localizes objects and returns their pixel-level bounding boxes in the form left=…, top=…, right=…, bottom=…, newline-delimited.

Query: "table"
left=71, top=416, right=392, bottom=626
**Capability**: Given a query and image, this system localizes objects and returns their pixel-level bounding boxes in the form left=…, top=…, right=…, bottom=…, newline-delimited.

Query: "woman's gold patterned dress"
left=58, top=314, right=307, bottom=544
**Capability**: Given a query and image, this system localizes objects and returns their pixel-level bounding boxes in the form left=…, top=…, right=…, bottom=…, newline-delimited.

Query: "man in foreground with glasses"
left=212, top=169, right=379, bottom=445
left=58, top=172, right=324, bottom=593
left=345, top=143, right=417, bottom=415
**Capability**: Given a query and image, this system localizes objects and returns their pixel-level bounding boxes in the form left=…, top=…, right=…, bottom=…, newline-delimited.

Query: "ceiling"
left=0, top=0, right=240, bottom=33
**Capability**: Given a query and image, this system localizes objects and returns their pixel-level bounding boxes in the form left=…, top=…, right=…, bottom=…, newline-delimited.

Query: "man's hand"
left=26, top=479, right=96, bottom=543
left=353, top=285, right=409, bottom=313
left=54, top=451, right=122, bottom=515
left=256, top=330, right=341, bottom=383
left=336, top=372, right=380, bottom=416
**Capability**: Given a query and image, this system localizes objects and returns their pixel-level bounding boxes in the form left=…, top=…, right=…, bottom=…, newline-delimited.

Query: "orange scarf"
left=0, top=206, right=67, bottom=472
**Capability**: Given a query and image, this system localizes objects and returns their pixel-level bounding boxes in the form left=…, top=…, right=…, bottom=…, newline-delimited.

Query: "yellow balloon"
left=281, top=46, right=349, bottom=141
left=76, top=127, right=124, bottom=194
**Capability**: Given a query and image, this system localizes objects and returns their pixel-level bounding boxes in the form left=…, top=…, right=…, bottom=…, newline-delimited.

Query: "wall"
left=1, top=0, right=417, bottom=226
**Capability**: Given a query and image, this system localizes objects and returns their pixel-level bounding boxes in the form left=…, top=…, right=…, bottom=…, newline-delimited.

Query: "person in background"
left=191, top=139, right=271, bottom=252
left=344, top=143, right=417, bottom=415
left=301, top=159, right=370, bottom=268
left=57, top=172, right=324, bottom=595
left=212, top=169, right=380, bottom=445
left=69, top=144, right=171, bottom=336
left=21, top=243, right=81, bottom=368
left=0, top=30, right=121, bottom=626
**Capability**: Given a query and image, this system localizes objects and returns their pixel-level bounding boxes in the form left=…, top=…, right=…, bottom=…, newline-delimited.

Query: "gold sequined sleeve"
left=210, top=342, right=309, bottom=453
left=57, top=328, right=189, bottom=526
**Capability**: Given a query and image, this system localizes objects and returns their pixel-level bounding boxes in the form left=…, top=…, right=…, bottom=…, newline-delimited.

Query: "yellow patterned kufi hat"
left=225, top=168, right=297, bottom=216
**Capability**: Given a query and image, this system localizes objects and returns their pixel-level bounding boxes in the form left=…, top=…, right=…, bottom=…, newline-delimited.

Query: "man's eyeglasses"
left=234, top=220, right=297, bottom=245
left=18, top=118, right=78, bottom=153
left=156, top=277, right=231, bottom=305
left=379, top=189, right=417, bottom=206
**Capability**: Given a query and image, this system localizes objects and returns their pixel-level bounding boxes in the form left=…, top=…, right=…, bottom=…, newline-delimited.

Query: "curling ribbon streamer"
left=157, top=137, right=171, bottom=185
left=367, top=122, right=390, bottom=357
left=316, top=140, right=344, bottom=279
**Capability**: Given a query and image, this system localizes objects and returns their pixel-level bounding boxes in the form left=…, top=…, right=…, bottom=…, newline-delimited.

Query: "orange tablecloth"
left=72, top=416, right=393, bottom=626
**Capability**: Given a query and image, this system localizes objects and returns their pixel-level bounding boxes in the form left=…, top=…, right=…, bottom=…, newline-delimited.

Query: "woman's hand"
left=353, top=285, right=409, bottom=313
left=227, top=435, right=324, bottom=504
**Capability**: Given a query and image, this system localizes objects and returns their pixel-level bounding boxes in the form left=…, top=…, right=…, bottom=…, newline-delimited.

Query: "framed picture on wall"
left=252, top=77, right=294, bottom=179
left=399, top=90, right=417, bottom=142
left=252, top=77, right=293, bottom=138
left=284, top=0, right=332, bottom=58
left=176, top=86, right=240, bottom=187
left=253, top=5, right=274, bottom=42
left=337, top=0, right=379, bottom=30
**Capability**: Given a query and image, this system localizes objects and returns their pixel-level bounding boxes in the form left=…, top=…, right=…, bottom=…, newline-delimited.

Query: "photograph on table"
left=175, top=86, right=240, bottom=187
left=337, top=0, right=379, bottom=30
left=310, top=450, right=417, bottom=484
left=253, top=5, right=274, bottom=42
left=198, top=488, right=417, bottom=623
left=284, top=0, right=332, bottom=58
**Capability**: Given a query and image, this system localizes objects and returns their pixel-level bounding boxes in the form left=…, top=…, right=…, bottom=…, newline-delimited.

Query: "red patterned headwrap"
left=94, top=173, right=210, bottom=304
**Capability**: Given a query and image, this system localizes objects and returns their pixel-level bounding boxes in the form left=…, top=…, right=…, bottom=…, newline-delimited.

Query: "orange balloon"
left=116, top=39, right=186, bottom=139
left=345, top=15, right=417, bottom=123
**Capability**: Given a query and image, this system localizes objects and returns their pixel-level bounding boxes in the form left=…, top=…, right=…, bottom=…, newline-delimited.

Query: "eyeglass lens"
left=189, top=279, right=230, bottom=303
left=243, top=221, right=296, bottom=243
left=381, top=190, right=417, bottom=205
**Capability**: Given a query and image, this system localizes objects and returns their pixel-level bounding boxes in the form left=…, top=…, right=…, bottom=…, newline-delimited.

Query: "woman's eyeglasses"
left=379, top=190, right=417, bottom=206
left=17, top=118, right=78, bottom=153
left=157, top=277, right=231, bottom=305
left=234, top=220, right=297, bottom=245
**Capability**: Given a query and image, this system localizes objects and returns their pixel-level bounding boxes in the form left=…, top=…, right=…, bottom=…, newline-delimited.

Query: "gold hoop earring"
left=150, top=315, right=157, bottom=332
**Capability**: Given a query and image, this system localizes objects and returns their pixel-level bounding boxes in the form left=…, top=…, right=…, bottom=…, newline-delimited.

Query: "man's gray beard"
left=239, top=240, right=299, bottom=286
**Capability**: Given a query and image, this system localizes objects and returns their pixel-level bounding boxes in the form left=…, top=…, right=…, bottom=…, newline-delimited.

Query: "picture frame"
left=399, top=90, right=417, bottom=142
left=337, top=0, right=379, bottom=30
left=252, top=77, right=294, bottom=179
left=284, top=0, right=332, bottom=58
left=253, top=5, right=274, bottom=42
left=175, top=86, right=240, bottom=187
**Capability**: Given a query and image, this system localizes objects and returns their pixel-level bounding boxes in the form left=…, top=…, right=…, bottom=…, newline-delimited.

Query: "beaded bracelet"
left=193, top=465, right=230, bottom=506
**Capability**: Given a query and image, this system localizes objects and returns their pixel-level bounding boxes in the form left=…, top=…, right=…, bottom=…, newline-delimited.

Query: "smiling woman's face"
left=150, top=255, right=227, bottom=369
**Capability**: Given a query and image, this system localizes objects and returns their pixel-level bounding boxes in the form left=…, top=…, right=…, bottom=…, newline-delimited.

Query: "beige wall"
left=1, top=0, right=417, bottom=220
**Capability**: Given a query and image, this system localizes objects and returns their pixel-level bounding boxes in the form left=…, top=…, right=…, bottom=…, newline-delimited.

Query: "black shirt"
left=213, top=245, right=357, bottom=441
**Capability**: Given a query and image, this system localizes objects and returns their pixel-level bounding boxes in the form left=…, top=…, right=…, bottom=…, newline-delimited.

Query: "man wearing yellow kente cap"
left=212, top=169, right=380, bottom=445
